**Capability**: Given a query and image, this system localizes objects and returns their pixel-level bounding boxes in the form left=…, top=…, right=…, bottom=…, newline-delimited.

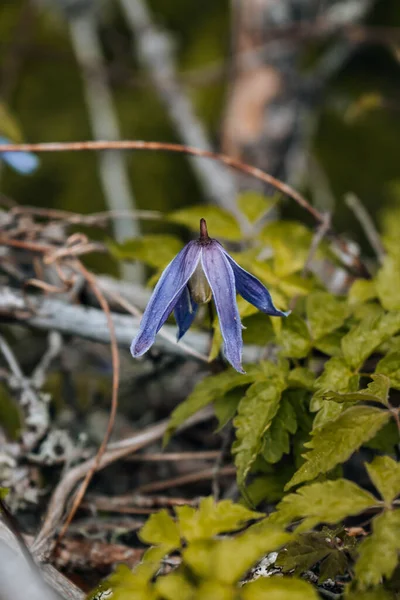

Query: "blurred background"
left=0, top=0, right=399, bottom=268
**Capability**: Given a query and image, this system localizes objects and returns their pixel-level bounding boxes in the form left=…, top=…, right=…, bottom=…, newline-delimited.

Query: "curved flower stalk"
left=131, top=219, right=290, bottom=372
left=0, top=136, right=39, bottom=174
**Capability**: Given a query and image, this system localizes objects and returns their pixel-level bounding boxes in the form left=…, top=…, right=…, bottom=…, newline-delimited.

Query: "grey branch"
left=68, top=8, right=142, bottom=281
left=2, top=287, right=263, bottom=364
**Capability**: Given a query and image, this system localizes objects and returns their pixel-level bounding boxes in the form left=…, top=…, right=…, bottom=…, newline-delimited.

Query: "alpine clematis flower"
left=130, top=219, right=290, bottom=373
left=0, top=136, right=39, bottom=175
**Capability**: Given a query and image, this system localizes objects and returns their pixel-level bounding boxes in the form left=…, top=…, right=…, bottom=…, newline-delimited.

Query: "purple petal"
left=223, top=251, right=290, bottom=317
left=201, top=243, right=244, bottom=373
left=131, top=241, right=201, bottom=357
left=0, top=137, right=39, bottom=174
left=174, top=287, right=198, bottom=340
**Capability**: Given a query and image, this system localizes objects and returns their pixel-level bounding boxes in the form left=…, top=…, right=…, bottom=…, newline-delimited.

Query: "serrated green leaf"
left=278, top=314, right=312, bottom=359
left=307, top=292, right=350, bottom=340
left=348, top=279, right=377, bottom=305
left=376, top=352, right=400, bottom=390
left=176, top=498, right=262, bottom=542
left=263, top=396, right=297, bottom=464
left=271, top=479, right=377, bottom=531
left=355, top=509, right=400, bottom=588
left=242, top=576, right=319, bottom=600
left=165, top=368, right=258, bottom=444
left=342, top=312, right=400, bottom=370
left=168, top=206, right=241, bottom=240
left=237, top=191, right=278, bottom=223
left=260, top=221, right=313, bottom=277
left=245, top=472, right=289, bottom=506
left=287, top=406, right=391, bottom=488
left=139, top=509, right=180, bottom=550
left=365, top=456, right=400, bottom=505
left=376, top=255, right=400, bottom=311
left=322, top=374, right=390, bottom=407
left=233, top=370, right=287, bottom=485
left=288, top=367, right=315, bottom=390
left=108, top=234, right=181, bottom=268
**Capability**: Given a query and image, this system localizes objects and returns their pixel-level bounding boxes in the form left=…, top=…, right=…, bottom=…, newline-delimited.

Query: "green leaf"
left=341, top=312, right=400, bottom=370
left=365, top=456, right=400, bottom=505
left=260, top=221, right=314, bottom=277
left=164, top=368, right=258, bottom=444
left=108, top=234, right=182, bottom=268
left=287, top=405, right=391, bottom=488
left=196, top=580, right=235, bottom=600
left=376, top=352, right=400, bottom=390
left=271, top=479, right=377, bottom=531
left=322, top=374, right=390, bottom=407
left=237, top=191, right=278, bottom=223
left=355, top=509, right=400, bottom=588
left=288, top=367, right=315, bottom=390
left=233, top=366, right=287, bottom=485
left=139, top=509, right=180, bottom=551
left=348, top=279, right=377, bottom=305
left=242, top=576, right=319, bottom=600
left=278, top=314, right=312, bottom=359
left=376, top=255, right=400, bottom=311
left=175, top=497, right=262, bottom=542
left=307, top=292, right=350, bottom=340
left=263, top=395, right=297, bottom=464
left=183, top=524, right=290, bottom=585
left=168, top=206, right=241, bottom=240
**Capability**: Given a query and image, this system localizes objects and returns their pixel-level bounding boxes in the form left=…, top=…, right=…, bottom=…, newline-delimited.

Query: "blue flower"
left=130, top=219, right=290, bottom=372
left=0, top=136, right=39, bottom=174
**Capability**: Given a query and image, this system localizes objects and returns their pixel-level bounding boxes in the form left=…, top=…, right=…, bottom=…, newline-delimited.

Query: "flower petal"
left=201, top=243, right=244, bottom=373
left=0, top=137, right=39, bottom=175
left=131, top=241, right=201, bottom=356
left=223, top=252, right=290, bottom=317
left=174, top=287, right=198, bottom=340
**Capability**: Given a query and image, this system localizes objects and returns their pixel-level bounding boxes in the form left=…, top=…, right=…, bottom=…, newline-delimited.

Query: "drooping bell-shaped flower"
left=130, top=219, right=290, bottom=372
left=0, top=136, right=39, bottom=174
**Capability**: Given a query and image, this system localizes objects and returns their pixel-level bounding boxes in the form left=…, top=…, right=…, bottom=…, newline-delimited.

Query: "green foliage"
left=168, top=205, right=242, bottom=240
left=96, top=208, right=400, bottom=599
left=306, top=291, right=350, bottom=340
left=287, top=406, right=391, bottom=488
left=87, top=500, right=290, bottom=600
left=232, top=362, right=287, bottom=485
left=270, top=479, right=376, bottom=531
